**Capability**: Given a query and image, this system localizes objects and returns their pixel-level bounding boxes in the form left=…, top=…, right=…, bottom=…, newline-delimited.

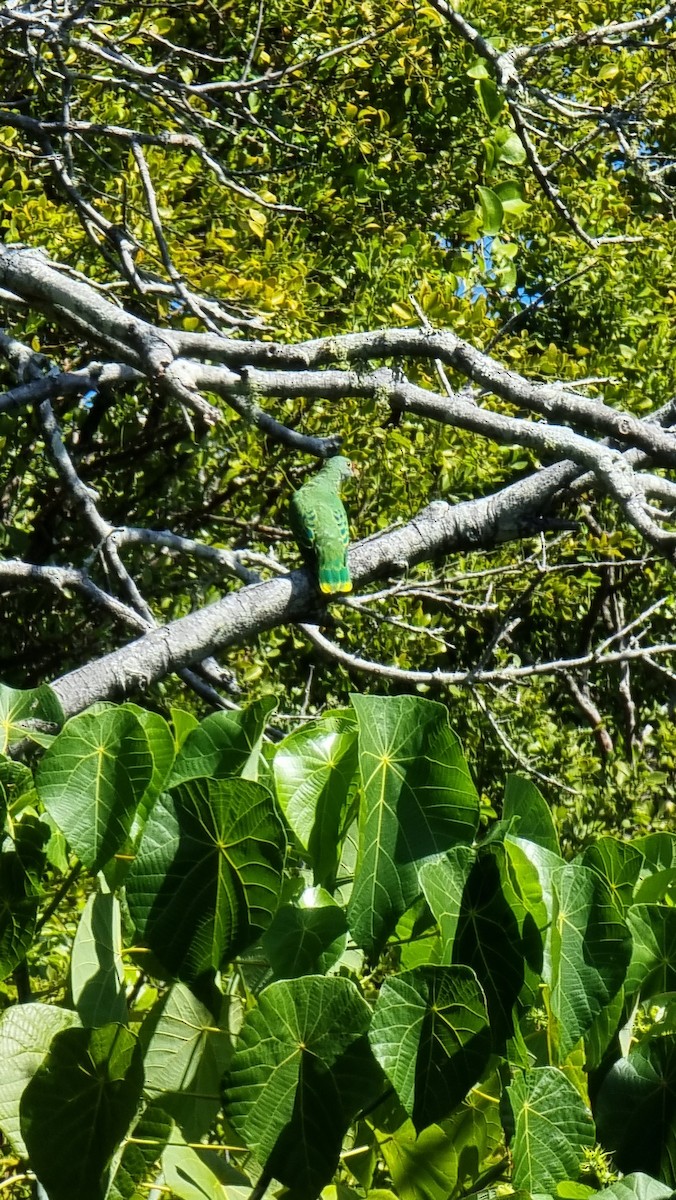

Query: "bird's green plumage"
left=289, top=456, right=354, bottom=594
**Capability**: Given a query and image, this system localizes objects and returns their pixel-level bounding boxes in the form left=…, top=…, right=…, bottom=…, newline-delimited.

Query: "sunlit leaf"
left=419, top=846, right=474, bottom=961
left=71, top=892, right=127, bottom=1027
left=507, top=1067, right=595, bottom=1193
left=0, top=1003, right=80, bottom=1156
left=35, top=707, right=153, bottom=871
left=581, top=837, right=644, bottom=909
left=547, top=863, right=631, bottom=1061
left=262, top=887, right=347, bottom=979
left=0, top=684, right=63, bottom=753
left=273, top=715, right=358, bottom=890
left=142, top=982, right=236, bottom=1141
left=348, top=696, right=478, bottom=958
left=452, top=843, right=533, bottom=1044
left=168, top=698, right=276, bottom=787
left=503, top=774, right=559, bottom=854
left=477, top=186, right=503, bottom=236
left=474, top=79, right=504, bottom=124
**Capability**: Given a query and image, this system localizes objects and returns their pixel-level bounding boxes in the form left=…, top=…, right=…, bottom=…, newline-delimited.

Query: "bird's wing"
left=290, top=479, right=352, bottom=593
left=315, top=492, right=352, bottom=593
left=289, top=487, right=318, bottom=552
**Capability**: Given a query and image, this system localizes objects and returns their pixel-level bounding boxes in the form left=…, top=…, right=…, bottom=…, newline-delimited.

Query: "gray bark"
left=51, top=462, right=576, bottom=716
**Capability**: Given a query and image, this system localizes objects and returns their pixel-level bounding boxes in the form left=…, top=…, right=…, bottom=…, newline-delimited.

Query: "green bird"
left=289, top=455, right=356, bottom=594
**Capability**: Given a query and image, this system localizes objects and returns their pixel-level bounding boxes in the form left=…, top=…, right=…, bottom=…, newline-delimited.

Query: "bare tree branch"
left=41, top=459, right=610, bottom=715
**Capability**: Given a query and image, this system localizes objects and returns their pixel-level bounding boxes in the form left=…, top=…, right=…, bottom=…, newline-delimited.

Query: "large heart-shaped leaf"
left=369, top=965, right=490, bottom=1131
left=127, top=776, right=285, bottom=979
left=547, top=863, right=631, bottom=1061
left=35, top=706, right=153, bottom=870
left=451, top=843, right=532, bottom=1045
left=168, top=698, right=276, bottom=787
left=262, top=887, right=347, bottom=979
left=71, top=892, right=127, bottom=1028
left=348, top=695, right=479, bottom=958
left=595, top=1036, right=676, bottom=1184
left=224, top=975, right=382, bottom=1198
left=504, top=837, right=550, bottom=944
left=125, top=705, right=176, bottom=832
left=419, top=846, right=474, bottom=962
left=142, top=982, right=235, bottom=1140
left=584, top=987, right=626, bottom=1073
left=503, top=774, right=560, bottom=855
left=505, top=834, right=562, bottom=981
left=378, top=1099, right=503, bottom=1200
left=21, top=1023, right=144, bottom=1200
left=626, top=905, right=676, bottom=1003
left=378, top=1116, right=466, bottom=1200
left=0, top=1003, right=80, bottom=1156
left=273, top=715, right=358, bottom=889
left=507, top=1066, right=595, bottom=1193
left=0, top=683, right=63, bottom=752
left=581, top=837, right=644, bottom=909
left=102, top=708, right=177, bottom=890
left=0, top=815, right=48, bottom=979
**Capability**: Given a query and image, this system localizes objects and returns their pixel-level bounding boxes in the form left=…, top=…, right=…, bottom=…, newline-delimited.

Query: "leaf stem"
left=35, top=862, right=82, bottom=934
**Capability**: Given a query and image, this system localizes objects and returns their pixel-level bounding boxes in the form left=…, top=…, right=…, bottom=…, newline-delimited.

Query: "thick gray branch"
left=50, top=461, right=577, bottom=716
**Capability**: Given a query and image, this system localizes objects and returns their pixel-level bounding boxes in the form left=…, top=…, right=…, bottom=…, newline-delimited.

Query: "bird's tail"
left=319, top=566, right=352, bottom=594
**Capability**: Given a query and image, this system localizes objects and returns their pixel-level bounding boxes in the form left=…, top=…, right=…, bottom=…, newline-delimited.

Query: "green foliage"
left=0, top=1003, right=80, bottom=1157
left=262, top=886, right=348, bottom=979
left=548, top=863, right=633, bottom=1062
left=273, top=712, right=358, bottom=890
left=0, top=814, right=48, bottom=981
left=71, top=893, right=127, bottom=1027
left=167, top=700, right=275, bottom=788
left=141, top=983, right=235, bottom=1141
left=506, top=1066, right=596, bottom=1193
left=0, top=686, right=673, bottom=1199
left=595, top=1038, right=676, bottom=1184
left=0, top=683, right=63, bottom=753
